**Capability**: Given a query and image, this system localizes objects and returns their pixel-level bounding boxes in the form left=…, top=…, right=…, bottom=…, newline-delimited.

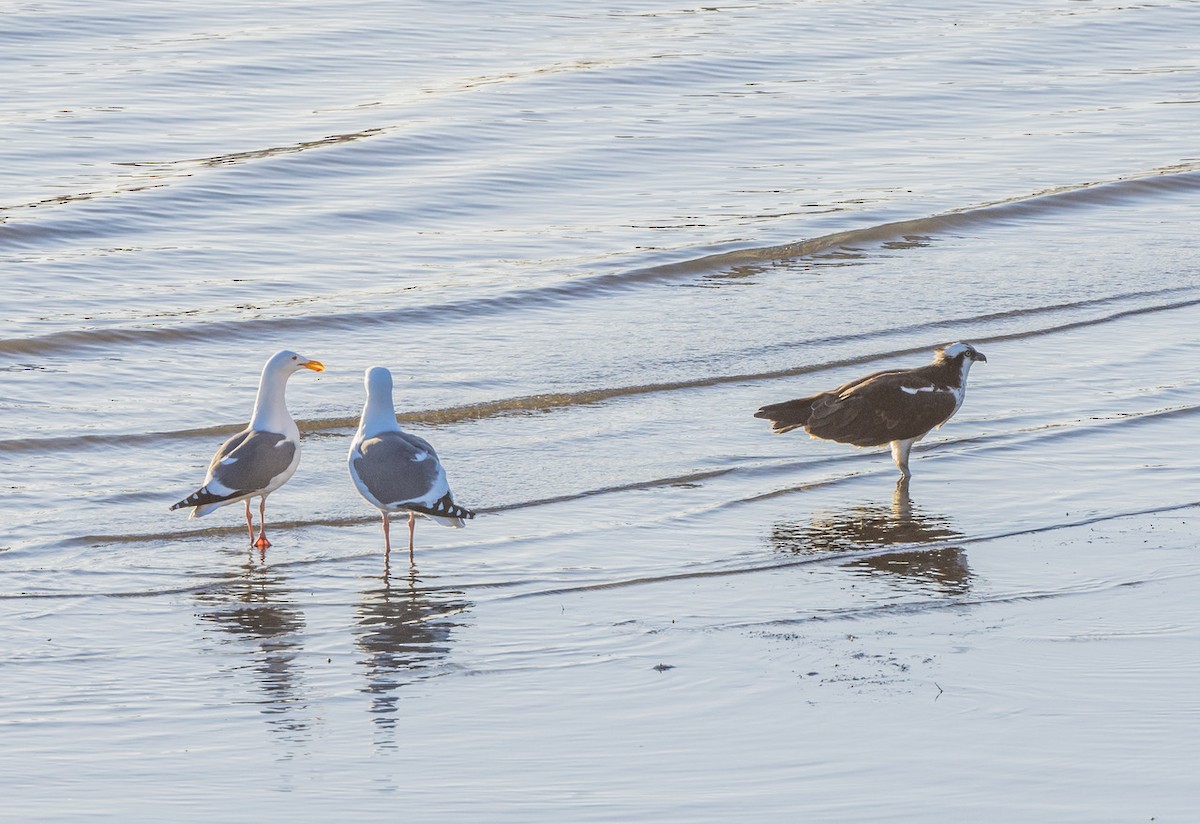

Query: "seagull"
left=171, top=350, right=325, bottom=548
left=348, top=366, right=475, bottom=564
left=753, top=342, right=987, bottom=478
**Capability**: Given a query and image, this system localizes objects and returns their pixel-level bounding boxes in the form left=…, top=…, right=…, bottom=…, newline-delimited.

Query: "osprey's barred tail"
left=170, top=486, right=239, bottom=511
left=413, top=492, right=475, bottom=521
left=754, top=396, right=819, bottom=435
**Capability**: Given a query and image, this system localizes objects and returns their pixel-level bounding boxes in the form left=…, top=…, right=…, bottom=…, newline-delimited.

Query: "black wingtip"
left=170, top=486, right=237, bottom=511
left=169, top=492, right=201, bottom=511
left=424, top=492, right=475, bottom=521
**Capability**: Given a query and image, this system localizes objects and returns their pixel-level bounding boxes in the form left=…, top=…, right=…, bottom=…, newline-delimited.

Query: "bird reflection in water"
left=770, top=478, right=971, bottom=595
left=195, top=556, right=309, bottom=736
left=355, top=564, right=469, bottom=744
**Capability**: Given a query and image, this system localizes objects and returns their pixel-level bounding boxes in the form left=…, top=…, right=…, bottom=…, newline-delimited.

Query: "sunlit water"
left=3, top=0, right=1200, bottom=820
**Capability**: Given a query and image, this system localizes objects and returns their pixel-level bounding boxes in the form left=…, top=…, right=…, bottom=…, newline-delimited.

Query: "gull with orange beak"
left=171, top=349, right=324, bottom=549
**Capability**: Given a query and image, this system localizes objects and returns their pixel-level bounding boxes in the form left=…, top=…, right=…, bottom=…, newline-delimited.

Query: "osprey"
left=753, top=342, right=987, bottom=478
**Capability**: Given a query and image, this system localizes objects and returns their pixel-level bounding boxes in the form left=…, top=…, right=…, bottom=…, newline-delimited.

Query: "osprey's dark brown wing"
left=805, top=371, right=958, bottom=447
left=754, top=368, right=909, bottom=434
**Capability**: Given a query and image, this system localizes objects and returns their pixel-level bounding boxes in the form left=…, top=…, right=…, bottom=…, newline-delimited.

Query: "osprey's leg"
left=407, top=512, right=417, bottom=566
left=891, top=439, right=915, bottom=479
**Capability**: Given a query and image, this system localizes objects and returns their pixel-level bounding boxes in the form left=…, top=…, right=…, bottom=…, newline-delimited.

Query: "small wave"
left=0, top=128, right=386, bottom=225
left=0, top=53, right=658, bottom=227
left=344, top=287, right=1200, bottom=430
left=4, top=287, right=1200, bottom=458
left=693, top=164, right=1200, bottom=276
left=4, top=166, right=1200, bottom=359
left=113, top=129, right=386, bottom=171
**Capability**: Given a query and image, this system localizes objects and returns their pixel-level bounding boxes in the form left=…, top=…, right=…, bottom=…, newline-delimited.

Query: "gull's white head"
left=266, top=349, right=325, bottom=375
left=360, top=366, right=401, bottom=433
left=936, top=342, right=987, bottom=363
left=365, top=365, right=394, bottom=397
left=250, top=350, right=323, bottom=432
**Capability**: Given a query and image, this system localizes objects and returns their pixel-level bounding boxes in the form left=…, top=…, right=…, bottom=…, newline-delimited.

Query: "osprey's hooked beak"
left=972, top=351, right=988, bottom=363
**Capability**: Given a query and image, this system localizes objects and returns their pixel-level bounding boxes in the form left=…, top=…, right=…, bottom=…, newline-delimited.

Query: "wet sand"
left=5, top=483, right=1198, bottom=821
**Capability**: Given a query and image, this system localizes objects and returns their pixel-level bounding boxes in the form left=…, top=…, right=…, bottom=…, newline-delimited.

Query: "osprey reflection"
left=770, top=478, right=971, bottom=596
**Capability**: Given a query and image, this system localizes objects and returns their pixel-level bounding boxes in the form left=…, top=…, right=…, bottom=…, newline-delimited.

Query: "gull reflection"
left=355, top=566, right=469, bottom=743
left=195, top=557, right=309, bottom=736
left=770, top=478, right=971, bottom=595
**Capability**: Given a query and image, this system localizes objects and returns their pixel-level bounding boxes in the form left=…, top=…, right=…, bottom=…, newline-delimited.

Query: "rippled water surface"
left=3, top=0, right=1200, bottom=820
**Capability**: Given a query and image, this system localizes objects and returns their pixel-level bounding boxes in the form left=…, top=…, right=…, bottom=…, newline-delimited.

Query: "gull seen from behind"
left=348, top=366, right=474, bottom=564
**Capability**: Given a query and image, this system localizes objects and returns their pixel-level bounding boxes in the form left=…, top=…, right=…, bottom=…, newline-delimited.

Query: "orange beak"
left=304, top=359, right=325, bottom=373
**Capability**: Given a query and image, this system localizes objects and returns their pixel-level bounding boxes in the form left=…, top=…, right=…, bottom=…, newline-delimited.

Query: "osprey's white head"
left=936, top=342, right=987, bottom=363
left=934, top=342, right=986, bottom=391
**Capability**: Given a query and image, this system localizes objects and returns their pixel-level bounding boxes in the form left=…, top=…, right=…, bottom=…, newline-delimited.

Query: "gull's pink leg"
left=407, top=512, right=416, bottom=566
left=244, top=500, right=255, bottom=543
left=382, top=513, right=391, bottom=554
left=253, top=497, right=271, bottom=549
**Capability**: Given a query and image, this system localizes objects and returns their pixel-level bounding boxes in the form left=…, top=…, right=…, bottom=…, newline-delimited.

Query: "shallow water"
left=3, top=0, right=1200, bottom=820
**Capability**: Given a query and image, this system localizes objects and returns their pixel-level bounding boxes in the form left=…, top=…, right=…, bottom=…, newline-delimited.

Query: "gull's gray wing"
left=351, top=431, right=444, bottom=507
left=207, top=429, right=297, bottom=494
